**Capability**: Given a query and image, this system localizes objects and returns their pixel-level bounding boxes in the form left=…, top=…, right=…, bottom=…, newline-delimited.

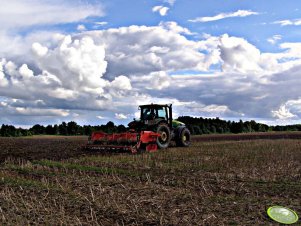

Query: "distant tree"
left=67, top=121, right=79, bottom=135
left=106, top=121, right=116, bottom=133
left=106, top=121, right=115, bottom=128
left=200, top=124, right=210, bottom=134
left=45, top=125, right=54, bottom=135
left=1, top=124, right=16, bottom=136
left=53, top=124, right=59, bottom=135
left=83, top=125, right=92, bottom=135
left=193, top=125, right=201, bottom=135
left=117, top=125, right=126, bottom=133
left=230, top=120, right=244, bottom=133
left=58, top=122, right=68, bottom=135
left=210, top=125, right=216, bottom=133
left=274, top=125, right=284, bottom=131
left=187, top=125, right=195, bottom=135
left=30, top=124, right=45, bottom=135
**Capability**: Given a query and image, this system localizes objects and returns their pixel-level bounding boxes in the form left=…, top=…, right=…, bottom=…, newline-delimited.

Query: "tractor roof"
left=139, top=104, right=171, bottom=108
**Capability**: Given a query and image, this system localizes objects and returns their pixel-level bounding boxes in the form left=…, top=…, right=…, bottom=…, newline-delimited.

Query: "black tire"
left=156, top=123, right=171, bottom=149
left=176, top=127, right=191, bottom=147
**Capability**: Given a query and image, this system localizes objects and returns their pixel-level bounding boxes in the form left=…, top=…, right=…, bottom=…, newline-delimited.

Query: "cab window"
left=142, top=108, right=155, bottom=120
left=158, top=108, right=167, bottom=119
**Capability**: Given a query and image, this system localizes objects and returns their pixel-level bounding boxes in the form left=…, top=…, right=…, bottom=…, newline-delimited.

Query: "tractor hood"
left=172, top=120, right=185, bottom=128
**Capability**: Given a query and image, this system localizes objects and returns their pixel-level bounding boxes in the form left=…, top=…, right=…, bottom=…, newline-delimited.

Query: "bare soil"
left=0, top=133, right=300, bottom=225
left=0, top=136, right=87, bottom=163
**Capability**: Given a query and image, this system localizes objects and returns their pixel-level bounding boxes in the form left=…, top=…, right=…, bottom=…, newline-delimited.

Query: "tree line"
left=1, top=116, right=301, bottom=137
left=0, top=121, right=126, bottom=137
left=178, top=116, right=301, bottom=135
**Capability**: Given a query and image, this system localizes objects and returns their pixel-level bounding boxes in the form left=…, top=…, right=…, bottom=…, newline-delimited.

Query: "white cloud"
left=95, top=22, right=108, bottom=26
left=111, top=76, right=132, bottom=90
left=272, top=98, right=301, bottom=120
left=77, top=24, right=86, bottom=31
left=189, top=10, right=258, bottom=23
left=159, top=21, right=193, bottom=35
left=0, top=60, right=9, bottom=87
left=0, top=0, right=103, bottom=30
left=185, top=103, right=235, bottom=117
left=115, top=113, right=128, bottom=120
left=83, top=22, right=209, bottom=78
left=272, top=105, right=296, bottom=119
left=32, top=42, right=48, bottom=57
left=0, top=0, right=103, bottom=63
left=163, top=0, right=176, bottom=6
left=267, top=35, right=282, bottom=45
left=47, top=88, right=78, bottom=100
left=0, top=34, right=134, bottom=118
left=15, top=107, right=69, bottom=117
left=219, top=34, right=262, bottom=73
left=132, top=71, right=171, bottom=90
left=19, top=64, right=34, bottom=78
left=152, top=6, right=169, bottom=16
left=273, top=19, right=301, bottom=26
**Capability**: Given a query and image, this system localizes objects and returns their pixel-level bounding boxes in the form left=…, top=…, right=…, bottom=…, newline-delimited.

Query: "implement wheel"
left=156, top=123, right=171, bottom=149
left=176, top=127, right=191, bottom=147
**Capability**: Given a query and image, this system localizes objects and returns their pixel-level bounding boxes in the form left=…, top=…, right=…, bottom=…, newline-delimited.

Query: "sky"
left=1, top=0, right=301, bottom=127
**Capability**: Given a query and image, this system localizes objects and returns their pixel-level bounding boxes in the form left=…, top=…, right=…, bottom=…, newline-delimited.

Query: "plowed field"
left=0, top=133, right=300, bottom=225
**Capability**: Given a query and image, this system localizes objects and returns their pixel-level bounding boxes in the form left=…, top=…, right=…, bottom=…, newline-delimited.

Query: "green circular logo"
left=267, top=206, right=299, bottom=224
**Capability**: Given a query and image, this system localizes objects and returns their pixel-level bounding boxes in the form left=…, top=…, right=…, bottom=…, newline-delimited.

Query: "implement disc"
left=267, top=206, right=299, bottom=224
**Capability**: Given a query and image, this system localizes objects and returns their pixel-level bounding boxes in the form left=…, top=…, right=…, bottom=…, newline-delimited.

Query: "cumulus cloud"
left=111, top=76, right=132, bottom=90
left=19, top=64, right=34, bottom=78
left=152, top=6, right=169, bottom=16
left=32, top=42, right=48, bottom=57
left=219, top=34, right=262, bottom=73
left=216, top=34, right=301, bottom=75
left=32, top=35, right=108, bottom=91
left=83, top=22, right=211, bottom=79
left=132, top=71, right=171, bottom=90
left=0, top=34, right=135, bottom=124
left=189, top=10, right=258, bottom=23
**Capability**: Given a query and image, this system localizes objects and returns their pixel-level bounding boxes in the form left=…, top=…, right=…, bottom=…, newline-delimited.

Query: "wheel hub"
left=160, top=132, right=167, bottom=142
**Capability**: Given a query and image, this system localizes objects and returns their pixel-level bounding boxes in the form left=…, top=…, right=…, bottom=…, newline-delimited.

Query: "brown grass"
left=0, top=136, right=300, bottom=225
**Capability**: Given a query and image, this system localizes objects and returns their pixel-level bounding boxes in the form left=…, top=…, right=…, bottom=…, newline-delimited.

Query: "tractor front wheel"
left=156, top=123, right=171, bottom=149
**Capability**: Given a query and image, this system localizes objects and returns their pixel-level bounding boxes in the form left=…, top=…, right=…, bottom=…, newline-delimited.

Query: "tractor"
left=85, top=104, right=191, bottom=153
left=129, top=104, right=191, bottom=148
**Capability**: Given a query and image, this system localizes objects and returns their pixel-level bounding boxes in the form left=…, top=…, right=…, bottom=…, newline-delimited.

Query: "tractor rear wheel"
left=176, top=127, right=191, bottom=147
left=156, top=123, right=171, bottom=149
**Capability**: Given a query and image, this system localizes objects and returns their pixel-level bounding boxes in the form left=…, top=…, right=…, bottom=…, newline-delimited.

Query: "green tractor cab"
left=128, top=104, right=191, bottom=149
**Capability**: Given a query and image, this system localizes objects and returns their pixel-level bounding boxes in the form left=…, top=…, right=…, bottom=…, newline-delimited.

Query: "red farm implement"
left=84, top=131, right=161, bottom=153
